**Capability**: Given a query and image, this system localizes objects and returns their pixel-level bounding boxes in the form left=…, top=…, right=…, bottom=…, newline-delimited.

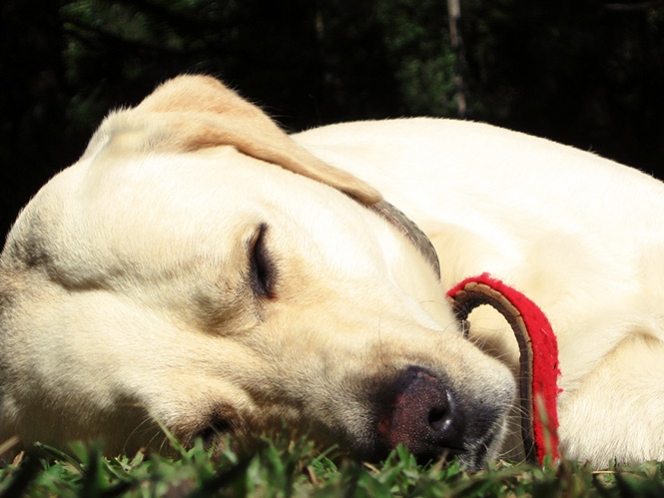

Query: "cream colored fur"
left=1, top=75, right=663, bottom=467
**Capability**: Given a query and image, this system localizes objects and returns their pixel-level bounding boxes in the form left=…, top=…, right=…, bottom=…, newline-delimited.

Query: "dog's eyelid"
left=249, top=223, right=276, bottom=299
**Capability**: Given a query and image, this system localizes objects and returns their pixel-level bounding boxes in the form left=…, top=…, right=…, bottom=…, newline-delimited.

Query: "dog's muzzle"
left=367, top=199, right=560, bottom=465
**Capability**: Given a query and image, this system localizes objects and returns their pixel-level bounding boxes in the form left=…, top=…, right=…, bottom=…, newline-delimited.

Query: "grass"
left=1, top=434, right=664, bottom=497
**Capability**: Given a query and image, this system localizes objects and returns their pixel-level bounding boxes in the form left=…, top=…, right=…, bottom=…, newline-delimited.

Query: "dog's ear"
left=130, top=75, right=381, bottom=205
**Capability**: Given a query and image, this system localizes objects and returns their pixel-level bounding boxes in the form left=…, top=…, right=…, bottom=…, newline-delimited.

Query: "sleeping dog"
left=1, top=75, right=663, bottom=469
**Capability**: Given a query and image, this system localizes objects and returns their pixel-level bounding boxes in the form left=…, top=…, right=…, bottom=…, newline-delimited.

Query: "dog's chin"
left=349, top=418, right=506, bottom=472
left=178, top=414, right=505, bottom=472
left=160, top=364, right=512, bottom=470
left=457, top=420, right=508, bottom=471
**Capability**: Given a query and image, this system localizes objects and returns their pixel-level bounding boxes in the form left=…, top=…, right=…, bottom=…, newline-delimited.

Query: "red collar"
left=448, top=273, right=560, bottom=464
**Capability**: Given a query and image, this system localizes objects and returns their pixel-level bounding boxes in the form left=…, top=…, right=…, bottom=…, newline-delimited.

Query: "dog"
left=1, top=75, right=663, bottom=470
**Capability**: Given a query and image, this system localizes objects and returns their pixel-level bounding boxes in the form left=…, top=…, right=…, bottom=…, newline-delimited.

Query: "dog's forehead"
left=62, top=145, right=403, bottom=268
left=87, top=145, right=376, bottom=226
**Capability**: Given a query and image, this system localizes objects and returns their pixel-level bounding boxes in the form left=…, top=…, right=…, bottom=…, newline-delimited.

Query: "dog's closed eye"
left=249, top=223, right=276, bottom=299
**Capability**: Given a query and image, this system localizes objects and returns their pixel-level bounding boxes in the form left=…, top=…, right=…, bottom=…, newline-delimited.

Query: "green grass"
left=1, top=434, right=663, bottom=497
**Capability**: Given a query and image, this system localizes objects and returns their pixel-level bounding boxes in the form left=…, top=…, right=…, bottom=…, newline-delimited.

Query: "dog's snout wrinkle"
left=376, top=366, right=466, bottom=463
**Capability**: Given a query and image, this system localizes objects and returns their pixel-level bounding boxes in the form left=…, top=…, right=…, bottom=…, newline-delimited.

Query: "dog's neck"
left=369, top=200, right=441, bottom=279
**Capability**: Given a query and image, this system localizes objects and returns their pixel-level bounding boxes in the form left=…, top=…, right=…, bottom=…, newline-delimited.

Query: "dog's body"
left=1, top=76, right=663, bottom=468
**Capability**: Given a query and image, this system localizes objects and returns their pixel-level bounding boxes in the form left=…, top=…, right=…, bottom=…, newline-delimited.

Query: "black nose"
left=376, top=366, right=466, bottom=463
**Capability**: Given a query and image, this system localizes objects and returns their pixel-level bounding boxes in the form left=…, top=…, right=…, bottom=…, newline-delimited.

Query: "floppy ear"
left=130, top=75, right=381, bottom=205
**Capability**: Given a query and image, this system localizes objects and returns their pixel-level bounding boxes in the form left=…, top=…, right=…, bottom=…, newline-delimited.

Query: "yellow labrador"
left=1, top=76, right=663, bottom=469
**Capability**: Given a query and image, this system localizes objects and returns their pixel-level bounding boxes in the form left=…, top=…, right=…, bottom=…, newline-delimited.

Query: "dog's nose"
left=377, top=366, right=466, bottom=463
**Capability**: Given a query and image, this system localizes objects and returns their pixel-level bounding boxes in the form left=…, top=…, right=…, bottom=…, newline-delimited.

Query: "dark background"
left=2, top=0, right=663, bottom=241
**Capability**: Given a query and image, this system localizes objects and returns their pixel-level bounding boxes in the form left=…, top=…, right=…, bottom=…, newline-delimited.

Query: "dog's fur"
left=1, top=75, right=663, bottom=468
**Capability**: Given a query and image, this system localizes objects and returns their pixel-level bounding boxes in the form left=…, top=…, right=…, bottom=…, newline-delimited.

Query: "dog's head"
left=0, top=76, right=514, bottom=470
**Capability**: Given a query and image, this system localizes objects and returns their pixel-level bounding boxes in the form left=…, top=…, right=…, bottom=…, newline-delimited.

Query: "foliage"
left=1, top=434, right=664, bottom=497
left=461, top=0, right=664, bottom=170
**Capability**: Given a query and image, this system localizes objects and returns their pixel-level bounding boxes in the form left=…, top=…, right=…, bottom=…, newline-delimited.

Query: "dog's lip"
left=357, top=434, right=476, bottom=468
